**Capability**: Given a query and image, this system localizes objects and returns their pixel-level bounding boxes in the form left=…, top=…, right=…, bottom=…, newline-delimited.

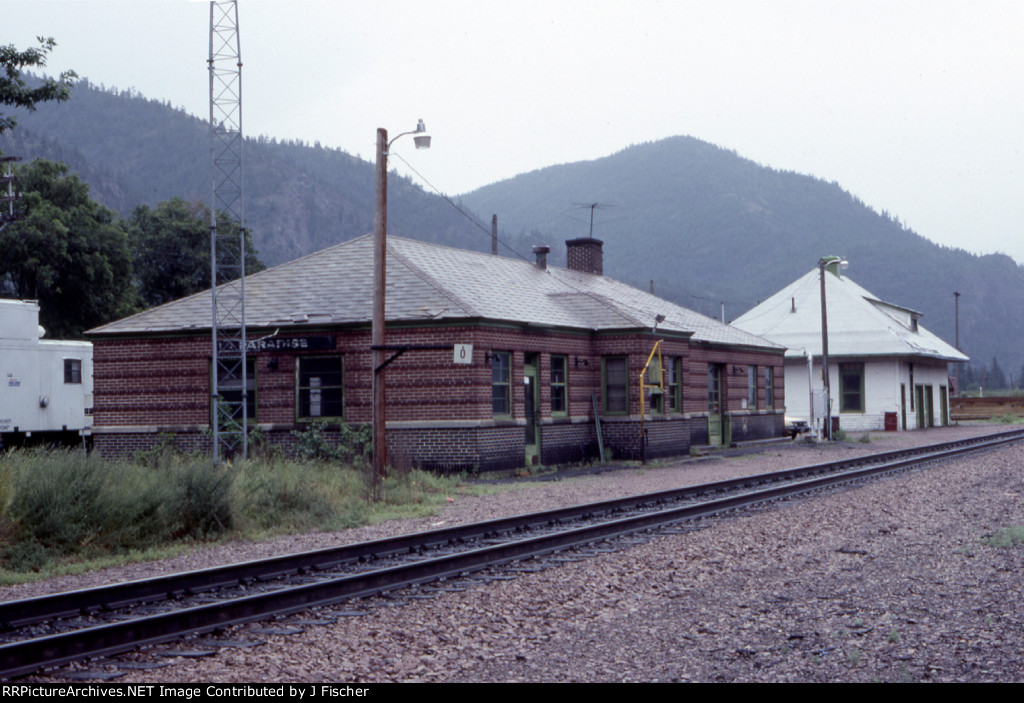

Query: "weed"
left=846, top=649, right=862, bottom=666
left=857, top=433, right=871, bottom=444
left=985, top=525, right=1024, bottom=548
left=233, top=460, right=335, bottom=532
left=161, top=458, right=234, bottom=540
left=994, top=413, right=1023, bottom=424
left=1, top=450, right=172, bottom=569
left=134, top=433, right=180, bottom=469
left=832, top=429, right=849, bottom=442
left=887, top=629, right=901, bottom=644
left=0, top=446, right=489, bottom=580
left=292, top=420, right=371, bottom=465
left=894, top=664, right=915, bottom=683
left=985, top=614, right=995, bottom=628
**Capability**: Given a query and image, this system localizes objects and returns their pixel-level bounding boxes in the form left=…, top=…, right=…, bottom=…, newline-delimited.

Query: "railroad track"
left=3, top=428, right=1022, bottom=679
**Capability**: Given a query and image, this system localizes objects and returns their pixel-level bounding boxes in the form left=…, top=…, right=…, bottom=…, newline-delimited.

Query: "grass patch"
left=994, top=413, right=1024, bottom=424
left=985, top=525, right=1024, bottom=548
left=0, top=447, right=488, bottom=581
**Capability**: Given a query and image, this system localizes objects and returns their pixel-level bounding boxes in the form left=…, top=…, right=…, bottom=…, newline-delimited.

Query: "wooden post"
left=372, top=127, right=388, bottom=488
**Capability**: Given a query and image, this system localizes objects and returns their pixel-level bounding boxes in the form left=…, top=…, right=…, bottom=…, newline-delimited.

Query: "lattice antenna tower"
left=209, top=0, right=247, bottom=462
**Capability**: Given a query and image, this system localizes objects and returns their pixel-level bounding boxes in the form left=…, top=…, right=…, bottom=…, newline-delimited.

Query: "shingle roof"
left=731, top=267, right=968, bottom=362
left=88, top=235, right=781, bottom=350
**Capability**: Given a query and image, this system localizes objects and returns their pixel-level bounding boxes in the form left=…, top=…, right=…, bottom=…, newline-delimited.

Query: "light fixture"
left=413, top=119, right=431, bottom=149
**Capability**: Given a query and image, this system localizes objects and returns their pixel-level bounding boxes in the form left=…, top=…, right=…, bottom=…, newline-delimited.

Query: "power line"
left=389, top=151, right=531, bottom=262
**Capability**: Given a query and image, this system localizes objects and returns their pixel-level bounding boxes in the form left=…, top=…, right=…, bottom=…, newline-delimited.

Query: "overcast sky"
left=5, top=0, right=1023, bottom=263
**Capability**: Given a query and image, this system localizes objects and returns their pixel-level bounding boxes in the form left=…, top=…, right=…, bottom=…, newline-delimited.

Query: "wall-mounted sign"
left=219, top=336, right=336, bottom=354
left=453, top=344, right=473, bottom=365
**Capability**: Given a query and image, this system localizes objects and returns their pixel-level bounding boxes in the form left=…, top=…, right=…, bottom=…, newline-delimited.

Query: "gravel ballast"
left=14, top=425, right=1024, bottom=683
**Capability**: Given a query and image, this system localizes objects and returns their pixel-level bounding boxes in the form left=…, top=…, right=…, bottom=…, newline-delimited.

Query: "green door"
left=915, top=385, right=925, bottom=429
left=524, top=355, right=540, bottom=465
left=901, top=384, right=907, bottom=430
left=707, top=364, right=724, bottom=446
left=924, top=385, right=934, bottom=427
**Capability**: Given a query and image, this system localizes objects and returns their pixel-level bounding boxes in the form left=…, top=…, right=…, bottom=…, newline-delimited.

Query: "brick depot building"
left=87, top=236, right=785, bottom=470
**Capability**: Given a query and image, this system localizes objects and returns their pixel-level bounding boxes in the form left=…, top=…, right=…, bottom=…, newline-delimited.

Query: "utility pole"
left=371, top=121, right=430, bottom=490
left=819, top=260, right=832, bottom=440
left=954, top=290, right=961, bottom=392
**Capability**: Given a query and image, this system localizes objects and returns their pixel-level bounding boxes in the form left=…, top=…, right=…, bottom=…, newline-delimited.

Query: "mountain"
left=459, top=137, right=1022, bottom=376
left=2, top=80, right=1018, bottom=376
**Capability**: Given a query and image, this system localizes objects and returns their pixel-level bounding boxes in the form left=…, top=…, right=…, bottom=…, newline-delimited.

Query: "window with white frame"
left=64, top=358, right=82, bottom=384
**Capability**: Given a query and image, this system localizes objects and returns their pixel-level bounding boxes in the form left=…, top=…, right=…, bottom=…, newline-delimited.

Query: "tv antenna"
left=571, top=202, right=614, bottom=239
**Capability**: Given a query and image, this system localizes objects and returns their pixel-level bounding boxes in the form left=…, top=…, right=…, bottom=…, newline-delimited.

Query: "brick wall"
left=89, top=323, right=785, bottom=469
left=729, top=412, right=785, bottom=443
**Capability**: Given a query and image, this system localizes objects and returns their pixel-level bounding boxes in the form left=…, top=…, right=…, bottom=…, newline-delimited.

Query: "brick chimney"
left=565, top=238, right=603, bottom=275
left=533, top=244, right=551, bottom=270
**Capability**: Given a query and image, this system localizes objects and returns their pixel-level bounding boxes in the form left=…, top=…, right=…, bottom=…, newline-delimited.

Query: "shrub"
left=161, top=458, right=233, bottom=540
left=291, top=420, right=370, bottom=463
left=1, top=450, right=169, bottom=569
left=233, top=460, right=336, bottom=531
left=986, top=525, right=1024, bottom=548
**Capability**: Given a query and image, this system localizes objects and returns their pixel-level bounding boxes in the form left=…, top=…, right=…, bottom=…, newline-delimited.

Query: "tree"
left=129, top=198, right=265, bottom=308
left=1, top=37, right=76, bottom=134
left=988, top=357, right=1007, bottom=391
left=0, top=159, right=137, bottom=337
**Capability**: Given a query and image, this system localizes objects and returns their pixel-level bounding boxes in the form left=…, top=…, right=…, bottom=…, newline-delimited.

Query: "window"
left=666, top=358, right=682, bottom=412
left=64, top=359, right=82, bottom=384
left=550, top=355, right=567, bottom=415
left=297, top=356, right=344, bottom=419
left=647, top=355, right=663, bottom=413
left=747, top=365, right=758, bottom=409
left=765, top=367, right=774, bottom=410
left=909, top=363, right=915, bottom=410
left=603, top=356, right=628, bottom=414
left=492, top=351, right=511, bottom=415
left=214, top=357, right=257, bottom=422
left=839, top=362, right=864, bottom=413
left=708, top=364, right=722, bottom=414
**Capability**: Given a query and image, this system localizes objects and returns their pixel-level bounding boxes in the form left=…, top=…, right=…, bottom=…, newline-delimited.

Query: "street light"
left=818, top=255, right=847, bottom=441
left=372, top=120, right=430, bottom=488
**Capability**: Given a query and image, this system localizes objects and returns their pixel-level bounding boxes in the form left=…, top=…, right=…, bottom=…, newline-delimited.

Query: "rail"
left=2, top=428, right=1022, bottom=679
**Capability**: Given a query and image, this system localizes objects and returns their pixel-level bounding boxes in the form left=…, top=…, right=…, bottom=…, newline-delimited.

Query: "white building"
left=732, top=259, right=968, bottom=433
left=1, top=299, right=93, bottom=445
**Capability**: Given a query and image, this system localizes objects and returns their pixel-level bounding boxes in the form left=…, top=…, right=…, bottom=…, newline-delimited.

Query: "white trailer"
left=0, top=299, right=93, bottom=446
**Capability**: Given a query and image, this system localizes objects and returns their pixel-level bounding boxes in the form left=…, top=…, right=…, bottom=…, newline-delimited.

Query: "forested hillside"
left=0, top=78, right=496, bottom=266
left=3, top=79, right=1019, bottom=377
